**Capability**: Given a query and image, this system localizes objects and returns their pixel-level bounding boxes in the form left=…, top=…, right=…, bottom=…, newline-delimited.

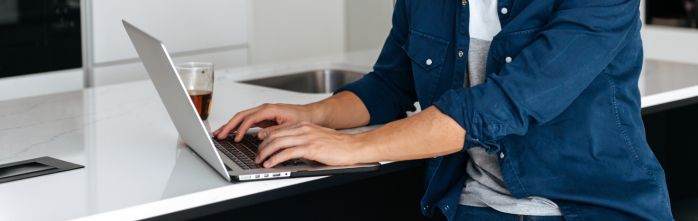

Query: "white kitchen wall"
left=643, top=27, right=698, bottom=65
left=248, top=0, right=345, bottom=64
left=92, top=0, right=248, bottom=63
left=90, top=0, right=249, bottom=86
left=345, top=0, right=393, bottom=52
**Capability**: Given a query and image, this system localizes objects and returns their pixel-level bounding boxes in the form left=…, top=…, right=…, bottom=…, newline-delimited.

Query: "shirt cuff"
left=334, top=74, right=408, bottom=125
left=432, top=89, right=501, bottom=153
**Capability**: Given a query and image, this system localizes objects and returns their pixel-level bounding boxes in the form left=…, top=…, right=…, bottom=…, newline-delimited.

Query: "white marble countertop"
left=0, top=48, right=697, bottom=221
left=640, top=60, right=698, bottom=111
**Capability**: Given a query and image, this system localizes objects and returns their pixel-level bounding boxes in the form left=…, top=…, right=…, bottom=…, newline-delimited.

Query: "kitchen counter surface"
left=0, top=49, right=697, bottom=221
left=640, top=59, right=698, bottom=113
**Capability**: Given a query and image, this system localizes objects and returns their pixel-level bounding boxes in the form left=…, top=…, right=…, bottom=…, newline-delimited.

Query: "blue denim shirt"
left=336, top=0, right=673, bottom=220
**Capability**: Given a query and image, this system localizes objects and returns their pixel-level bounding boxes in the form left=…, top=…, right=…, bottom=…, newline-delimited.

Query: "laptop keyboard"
left=213, top=134, right=306, bottom=170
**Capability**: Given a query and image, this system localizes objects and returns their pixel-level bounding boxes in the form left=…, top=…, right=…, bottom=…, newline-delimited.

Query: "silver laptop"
left=122, top=20, right=379, bottom=182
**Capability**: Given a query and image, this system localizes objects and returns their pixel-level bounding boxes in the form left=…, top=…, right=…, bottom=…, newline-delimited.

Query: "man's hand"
left=254, top=121, right=363, bottom=168
left=213, top=92, right=370, bottom=142
left=213, top=103, right=316, bottom=142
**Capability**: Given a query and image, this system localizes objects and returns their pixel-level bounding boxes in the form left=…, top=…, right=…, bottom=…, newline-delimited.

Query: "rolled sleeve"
left=335, top=73, right=414, bottom=125
left=434, top=0, right=641, bottom=152
left=334, top=0, right=416, bottom=125
left=433, top=86, right=507, bottom=152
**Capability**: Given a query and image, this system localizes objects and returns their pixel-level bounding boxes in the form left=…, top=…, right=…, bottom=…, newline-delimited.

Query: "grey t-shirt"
left=458, top=38, right=562, bottom=216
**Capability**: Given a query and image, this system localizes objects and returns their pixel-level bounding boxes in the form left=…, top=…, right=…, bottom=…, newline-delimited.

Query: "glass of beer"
left=176, top=62, right=214, bottom=120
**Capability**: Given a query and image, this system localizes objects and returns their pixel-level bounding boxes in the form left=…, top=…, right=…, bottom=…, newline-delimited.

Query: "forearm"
left=306, top=91, right=370, bottom=129
left=252, top=106, right=464, bottom=168
left=353, top=106, right=465, bottom=163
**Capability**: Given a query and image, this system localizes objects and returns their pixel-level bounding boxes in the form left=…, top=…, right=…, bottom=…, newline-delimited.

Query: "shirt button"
left=501, top=7, right=509, bottom=15
left=458, top=51, right=464, bottom=58
left=462, top=0, right=467, bottom=6
left=499, top=152, right=505, bottom=159
left=444, top=205, right=450, bottom=211
left=505, top=56, right=513, bottom=63
left=426, top=59, right=433, bottom=66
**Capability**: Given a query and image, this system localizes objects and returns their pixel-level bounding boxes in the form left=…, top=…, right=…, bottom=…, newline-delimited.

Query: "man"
left=214, top=0, right=673, bottom=220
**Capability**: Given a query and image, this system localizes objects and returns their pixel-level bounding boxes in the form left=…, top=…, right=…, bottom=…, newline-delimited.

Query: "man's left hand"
left=255, top=121, right=364, bottom=168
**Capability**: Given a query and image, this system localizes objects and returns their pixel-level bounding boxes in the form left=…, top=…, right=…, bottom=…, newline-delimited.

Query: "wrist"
left=349, top=132, right=380, bottom=164
left=304, top=102, right=328, bottom=126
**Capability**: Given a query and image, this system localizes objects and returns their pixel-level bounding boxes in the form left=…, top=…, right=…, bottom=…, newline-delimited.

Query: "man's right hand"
left=213, top=103, right=318, bottom=142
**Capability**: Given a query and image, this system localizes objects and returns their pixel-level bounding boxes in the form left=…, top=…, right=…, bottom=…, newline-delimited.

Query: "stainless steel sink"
left=241, top=69, right=365, bottom=93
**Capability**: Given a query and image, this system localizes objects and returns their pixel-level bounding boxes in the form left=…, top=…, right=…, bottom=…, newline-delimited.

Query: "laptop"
left=122, top=20, right=379, bottom=182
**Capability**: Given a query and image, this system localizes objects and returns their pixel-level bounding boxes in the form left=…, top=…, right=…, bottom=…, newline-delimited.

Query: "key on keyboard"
left=214, top=134, right=309, bottom=169
left=214, top=135, right=262, bottom=169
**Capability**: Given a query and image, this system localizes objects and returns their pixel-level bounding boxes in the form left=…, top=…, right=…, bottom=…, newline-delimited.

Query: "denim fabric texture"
left=335, top=0, right=673, bottom=220
left=455, top=205, right=564, bottom=221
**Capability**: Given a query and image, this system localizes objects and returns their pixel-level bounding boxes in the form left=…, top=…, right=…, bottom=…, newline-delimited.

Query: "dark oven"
left=646, top=0, right=698, bottom=28
left=0, top=0, right=81, bottom=78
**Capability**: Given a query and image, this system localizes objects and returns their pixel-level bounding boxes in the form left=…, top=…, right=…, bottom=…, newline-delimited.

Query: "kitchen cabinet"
left=90, top=0, right=249, bottom=86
